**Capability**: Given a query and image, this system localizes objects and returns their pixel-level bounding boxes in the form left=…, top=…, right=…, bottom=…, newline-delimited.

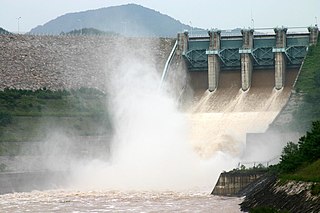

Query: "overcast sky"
left=1, top=0, right=319, bottom=33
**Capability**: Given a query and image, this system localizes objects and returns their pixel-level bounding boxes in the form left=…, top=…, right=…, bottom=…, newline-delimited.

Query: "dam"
left=0, top=25, right=318, bottom=212
left=162, top=26, right=319, bottom=158
left=176, top=27, right=318, bottom=91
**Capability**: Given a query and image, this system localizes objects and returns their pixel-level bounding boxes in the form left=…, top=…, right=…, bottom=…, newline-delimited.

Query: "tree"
left=279, top=142, right=301, bottom=173
left=278, top=121, right=320, bottom=173
left=298, top=121, right=320, bottom=163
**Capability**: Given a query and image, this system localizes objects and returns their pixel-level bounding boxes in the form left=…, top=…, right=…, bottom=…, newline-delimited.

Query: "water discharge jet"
left=69, top=48, right=238, bottom=192
left=69, top=38, right=300, bottom=193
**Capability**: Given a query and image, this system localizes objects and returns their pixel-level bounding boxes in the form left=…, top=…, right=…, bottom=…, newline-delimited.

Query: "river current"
left=0, top=190, right=242, bottom=212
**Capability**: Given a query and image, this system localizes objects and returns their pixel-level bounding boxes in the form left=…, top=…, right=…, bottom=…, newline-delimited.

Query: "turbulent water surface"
left=0, top=190, right=242, bottom=212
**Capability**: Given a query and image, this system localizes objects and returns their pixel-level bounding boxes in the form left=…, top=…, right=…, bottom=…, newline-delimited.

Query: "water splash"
left=69, top=57, right=237, bottom=192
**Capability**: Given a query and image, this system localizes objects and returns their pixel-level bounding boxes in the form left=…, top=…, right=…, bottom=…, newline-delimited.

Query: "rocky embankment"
left=0, top=34, right=174, bottom=91
left=240, top=175, right=320, bottom=212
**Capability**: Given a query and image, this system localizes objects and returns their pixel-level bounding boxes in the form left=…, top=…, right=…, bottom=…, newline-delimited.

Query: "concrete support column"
left=274, top=27, right=287, bottom=90
left=308, top=26, right=319, bottom=45
left=207, top=30, right=221, bottom=92
left=240, top=29, right=254, bottom=91
left=177, top=31, right=188, bottom=56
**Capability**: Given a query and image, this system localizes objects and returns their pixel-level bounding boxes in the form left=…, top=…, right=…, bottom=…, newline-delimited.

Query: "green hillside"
left=0, top=88, right=111, bottom=142
left=291, top=36, right=320, bottom=131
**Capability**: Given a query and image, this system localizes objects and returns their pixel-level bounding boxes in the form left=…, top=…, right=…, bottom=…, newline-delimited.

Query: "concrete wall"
left=211, top=170, right=267, bottom=196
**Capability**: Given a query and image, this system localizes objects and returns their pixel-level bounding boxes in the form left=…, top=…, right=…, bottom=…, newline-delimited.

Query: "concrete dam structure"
left=164, top=26, right=319, bottom=158
left=177, top=27, right=318, bottom=91
left=0, top=26, right=318, bottom=194
left=166, top=26, right=319, bottom=196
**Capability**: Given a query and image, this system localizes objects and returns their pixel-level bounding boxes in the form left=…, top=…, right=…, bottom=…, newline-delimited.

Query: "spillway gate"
left=177, top=26, right=319, bottom=91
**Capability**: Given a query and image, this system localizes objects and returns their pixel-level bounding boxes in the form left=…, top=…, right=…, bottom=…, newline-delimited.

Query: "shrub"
left=279, top=121, right=320, bottom=173
left=0, top=163, right=7, bottom=172
left=250, top=207, right=289, bottom=213
left=298, top=121, right=320, bottom=163
left=0, top=112, right=12, bottom=126
left=311, top=183, right=320, bottom=196
left=279, top=142, right=301, bottom=173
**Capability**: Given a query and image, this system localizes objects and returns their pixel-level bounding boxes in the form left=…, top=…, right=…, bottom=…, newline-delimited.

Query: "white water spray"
left=70, top=54, right=237, bottom=192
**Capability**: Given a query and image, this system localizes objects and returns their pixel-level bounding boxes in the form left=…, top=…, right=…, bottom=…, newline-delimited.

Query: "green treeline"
left=0, top=87, right=112, bottom=142
left=0, top=87, right=106, bottom=117
left=249, top=121, right=320, bottom=213
left=60, top=28, right=119, bottom=36
left=276, top=121, right=320, bottom=182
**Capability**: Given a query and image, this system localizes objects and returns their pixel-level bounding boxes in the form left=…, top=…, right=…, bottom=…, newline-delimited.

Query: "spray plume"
left=68, top=46, right=238, bottom=192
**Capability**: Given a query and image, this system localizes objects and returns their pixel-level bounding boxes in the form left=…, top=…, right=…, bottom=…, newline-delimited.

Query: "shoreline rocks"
left=240, top=176, right=320, bottom=212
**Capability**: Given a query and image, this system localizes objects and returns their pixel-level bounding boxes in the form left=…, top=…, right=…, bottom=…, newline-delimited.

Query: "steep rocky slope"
left=0, top=34, right=174, bottom=91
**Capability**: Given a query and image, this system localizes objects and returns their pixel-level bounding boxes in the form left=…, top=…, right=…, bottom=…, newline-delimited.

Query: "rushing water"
left=0, top=47, right=297, bottom=212
left=0, top=190, right=242, bottom=212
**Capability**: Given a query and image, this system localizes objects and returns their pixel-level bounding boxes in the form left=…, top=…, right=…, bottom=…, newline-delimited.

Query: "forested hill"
left=29, top=4, right=193, bottom=37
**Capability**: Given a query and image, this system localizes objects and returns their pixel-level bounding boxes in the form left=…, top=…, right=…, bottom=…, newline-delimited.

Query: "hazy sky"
left=1, top=0, right=319, bottom=33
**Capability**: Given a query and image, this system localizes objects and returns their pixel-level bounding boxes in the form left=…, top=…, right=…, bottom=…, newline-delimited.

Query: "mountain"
left=29, top=4, right=195, bottom=37
left=0, top=27, right=11, bottom=34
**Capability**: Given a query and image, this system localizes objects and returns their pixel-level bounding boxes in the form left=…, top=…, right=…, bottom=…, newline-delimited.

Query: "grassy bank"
left=292, top=36, right=320, bottom=131
left=0, top=88, right=111, bottom=142
left=280, top=159, right=320, bottom=183
left=243, top=121, right=320, bottom=212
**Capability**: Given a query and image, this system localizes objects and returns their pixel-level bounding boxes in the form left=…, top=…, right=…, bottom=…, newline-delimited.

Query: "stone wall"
left=0, top=34, right=174, bottom=91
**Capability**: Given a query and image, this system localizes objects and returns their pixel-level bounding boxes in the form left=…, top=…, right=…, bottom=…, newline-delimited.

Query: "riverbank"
left=240, top=175, right=320, bottom=212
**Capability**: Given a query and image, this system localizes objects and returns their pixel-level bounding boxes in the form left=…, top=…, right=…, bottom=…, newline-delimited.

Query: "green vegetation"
left=280, top=160, right=320, bottom=182
left=0, top=112, right=12, bottom=126
left=232, top=163, right=268, bottom=173
left=293, top=36, right=320, bottom=131
left=0, top=88, right=112, bottom=142
left=275, top=121, right=320, bottom=182
left=0, top=87, right=107, bottom=116
left=311, top=183, right=320, bottom=196
left=249, top=207, right=289, bottom=213
left=61, top=28, right=119, bottom=36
